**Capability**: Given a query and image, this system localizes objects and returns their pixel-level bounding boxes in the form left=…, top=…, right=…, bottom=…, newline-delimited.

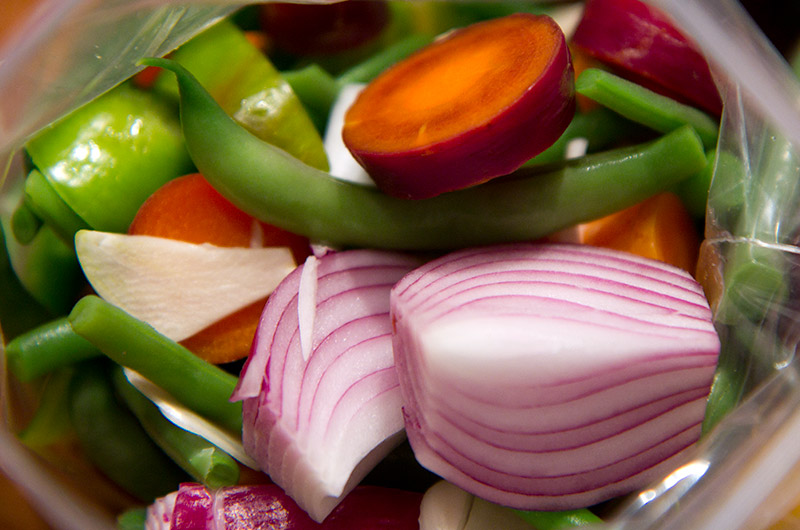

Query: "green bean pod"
left=576, top=68, right=719, bottom=149
left=6, top=316, right=101, bottom=382
left=143, top=57, right=708, bottom=251
left=111, top=365, right=240, bottom=489
left=68, top=295, right=242, bottom=435
left=152, top=19, right=328, bottom=170
left=68, top=360, right=188, bottom=502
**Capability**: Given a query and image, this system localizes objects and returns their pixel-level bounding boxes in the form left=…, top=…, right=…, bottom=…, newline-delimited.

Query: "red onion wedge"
left=571, top=0, right=722, bottom=116
left=391, top=242, right=720, bottom=510
left=232, top=250, right=422, bottom=522
left=145, top=483, right=422, bottom=529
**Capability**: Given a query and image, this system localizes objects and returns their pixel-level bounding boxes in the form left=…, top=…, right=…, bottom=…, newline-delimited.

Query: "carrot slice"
left=576, top=192, right=700, bottom=274
left=342, top=13, right=575, bottom=199
left=129, top=173, right=309, bottom=363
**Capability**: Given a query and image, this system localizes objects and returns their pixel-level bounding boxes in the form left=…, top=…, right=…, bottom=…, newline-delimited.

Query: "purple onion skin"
left=571, top=0, right=722, bottom=116
left=172, top=484, right=213, bottom=530
left=344, top=14, right=576, bottom=200
left=160, top=484, right=421, bottom=529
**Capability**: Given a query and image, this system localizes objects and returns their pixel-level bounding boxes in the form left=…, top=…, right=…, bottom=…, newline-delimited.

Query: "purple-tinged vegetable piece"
left=145, top=483, right=422, bottom=529
left=342, top=13, right=575, bottom=199
left=391, top=242, right=721, bottom=510
left=571, top=0, right=722, bottom=116
left=232, top=250, right=422, bottom=522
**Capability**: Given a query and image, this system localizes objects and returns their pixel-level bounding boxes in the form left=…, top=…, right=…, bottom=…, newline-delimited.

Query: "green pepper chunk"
left=153, top=19, right=329, bottom=170
left=26, top=82, right=192, bottom=235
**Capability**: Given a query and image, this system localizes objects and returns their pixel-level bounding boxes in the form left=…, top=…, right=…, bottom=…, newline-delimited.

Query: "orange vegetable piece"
left=129, top=173, right=310, bottom=364
left=576, top=192, right=700, bottom=274
left=342, top=13, right=574, bottom=199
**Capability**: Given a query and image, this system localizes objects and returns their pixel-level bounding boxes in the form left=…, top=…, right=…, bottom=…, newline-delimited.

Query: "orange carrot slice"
left=576, top=192, right=700, bottom=274
left=342, top=13, right=575, bottom=199
left=129, top=173, right=309, bottom=363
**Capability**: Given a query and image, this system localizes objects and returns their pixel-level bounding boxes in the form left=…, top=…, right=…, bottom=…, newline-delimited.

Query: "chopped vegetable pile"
left=1, top=1, right=739, bottom=529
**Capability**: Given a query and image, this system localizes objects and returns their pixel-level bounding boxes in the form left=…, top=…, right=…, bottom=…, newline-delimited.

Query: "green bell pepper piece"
left=26, top=82, right=193, bottom=235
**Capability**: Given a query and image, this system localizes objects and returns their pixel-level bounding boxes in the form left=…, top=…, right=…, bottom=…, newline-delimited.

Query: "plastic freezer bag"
left=2, top=0, right=800, bottom=529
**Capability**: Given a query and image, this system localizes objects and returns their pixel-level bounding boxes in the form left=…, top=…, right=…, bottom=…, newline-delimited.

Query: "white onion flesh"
left=391, top=243, right=720, bottom=510
left=233, top=249, right=421, bottom=522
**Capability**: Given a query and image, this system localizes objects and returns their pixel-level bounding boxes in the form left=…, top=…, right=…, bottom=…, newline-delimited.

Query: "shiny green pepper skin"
left=26, top=82, right=193, bottom=235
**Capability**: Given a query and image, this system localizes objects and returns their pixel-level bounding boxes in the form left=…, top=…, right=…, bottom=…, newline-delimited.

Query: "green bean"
left=143, top=57, right=708, bottom=251
left=10, top=196, right=42, bottom=245
left=68, top=295, right=243, bottom=434
left=6, top=316, right=101, bottom=382
left=22, top=169, right=91, bottom=245
left=576, top=68, right=719, bottom=149
left=112, top=365, right=240, bottom=489
left=68, top=359, right=188, bottom=501
left=515, top=508, right=603, bottom=529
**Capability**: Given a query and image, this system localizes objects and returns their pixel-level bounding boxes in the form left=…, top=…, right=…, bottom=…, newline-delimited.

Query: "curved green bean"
left=142, top=57, right=708, bottom=251
left=112, top=365, right=240, bottom=489
left=68, top=295, right=242, bottom=435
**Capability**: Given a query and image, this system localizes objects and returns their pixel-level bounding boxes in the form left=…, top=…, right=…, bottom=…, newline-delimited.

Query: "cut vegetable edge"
left=391, top=242, right=720, bottom=510
left=342, top=13, right=576, bottom=199
left=236, top=249, right=422, bottom=522
left=75, top=230, right=296, bottom=341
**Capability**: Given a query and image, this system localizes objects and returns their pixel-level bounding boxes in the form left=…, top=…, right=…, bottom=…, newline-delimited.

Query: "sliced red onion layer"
left=232, top=249, right=422, bottom=522
left=145, top=483, right=422, bottom=529
left=391, top=242, right=720, bottom=510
